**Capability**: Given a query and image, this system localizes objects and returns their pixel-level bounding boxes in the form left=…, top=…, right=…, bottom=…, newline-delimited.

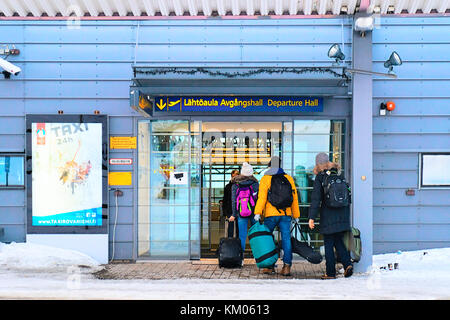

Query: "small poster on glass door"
left=169, top=171, right=188, bottom=185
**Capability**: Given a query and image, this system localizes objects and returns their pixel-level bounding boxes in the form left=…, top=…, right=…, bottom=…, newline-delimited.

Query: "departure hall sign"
left=153, top=96, right=323, bottom=113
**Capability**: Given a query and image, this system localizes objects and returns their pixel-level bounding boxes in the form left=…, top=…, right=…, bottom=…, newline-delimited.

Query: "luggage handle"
left=291, top=220, right=310, bottom=243
left=225, top=216, right=238, bottom=238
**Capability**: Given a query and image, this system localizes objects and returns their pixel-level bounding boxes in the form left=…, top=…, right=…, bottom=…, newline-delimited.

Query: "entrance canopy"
left=131, top=66, right=350, bottom=117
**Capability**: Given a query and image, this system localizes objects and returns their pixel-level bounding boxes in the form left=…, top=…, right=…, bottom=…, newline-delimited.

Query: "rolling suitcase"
left=217, top=219, right=243, bottom=268
left=248, top=222, right=279, bottom=269
left=342, top=227, right=362, bottom=263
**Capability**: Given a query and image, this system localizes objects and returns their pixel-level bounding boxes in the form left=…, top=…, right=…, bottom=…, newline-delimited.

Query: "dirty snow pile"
left=0, top=242, right=101, bottom=272
left=0, top=242, right=449, bottom=299
left=371, top=247, right=450, bottom=280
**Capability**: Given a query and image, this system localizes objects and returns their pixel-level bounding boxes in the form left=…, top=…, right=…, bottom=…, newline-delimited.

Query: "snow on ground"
left=0, top=242, right=449, bottom=300
left=0, top=242, right=101, bottom=273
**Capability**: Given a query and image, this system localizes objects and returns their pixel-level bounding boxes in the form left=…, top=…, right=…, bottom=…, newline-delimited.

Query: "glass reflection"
left=138, top=119, right=346, bottom=257
left=138, top=120, right=197, bottom=258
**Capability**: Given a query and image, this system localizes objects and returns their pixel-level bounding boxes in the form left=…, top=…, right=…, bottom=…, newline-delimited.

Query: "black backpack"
left=322, top=171, right=350, bottom=208
left=267, top=174, right=294, bottom=214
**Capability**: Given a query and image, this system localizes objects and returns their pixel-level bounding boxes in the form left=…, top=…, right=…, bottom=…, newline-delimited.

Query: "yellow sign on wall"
left=110, top=136, right=137, bottom=149
left=108, top=172, right=132, bottom=186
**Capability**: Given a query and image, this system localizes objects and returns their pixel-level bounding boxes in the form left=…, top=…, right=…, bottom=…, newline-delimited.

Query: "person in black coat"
left=220, top=169, right=239, bottom=237
left=308, top=152, right=353, bottom=279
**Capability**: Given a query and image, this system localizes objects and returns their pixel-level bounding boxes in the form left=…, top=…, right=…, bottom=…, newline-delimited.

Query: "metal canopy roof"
left=0, top=0, right=448, bottom=18
left=132, top=66, right=350, bottom=97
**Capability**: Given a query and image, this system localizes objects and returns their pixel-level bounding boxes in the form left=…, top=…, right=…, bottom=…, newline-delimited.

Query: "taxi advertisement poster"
left=31, top=122, right=103, bottom=227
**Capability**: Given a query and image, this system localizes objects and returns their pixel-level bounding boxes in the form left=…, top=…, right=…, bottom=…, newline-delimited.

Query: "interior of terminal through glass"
left=138, top=120, right=345, bottom=259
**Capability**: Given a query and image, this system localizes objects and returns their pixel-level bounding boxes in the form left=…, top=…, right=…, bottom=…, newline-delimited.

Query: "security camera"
left=0, top=57, right=21, bottom=78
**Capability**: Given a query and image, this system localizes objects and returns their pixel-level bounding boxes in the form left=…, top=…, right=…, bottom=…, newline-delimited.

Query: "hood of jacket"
left=263, top=167, right=286, bottom=176
left=319, top=164, right=340, bottom=176
left=231, top=175, right=258, bottom=186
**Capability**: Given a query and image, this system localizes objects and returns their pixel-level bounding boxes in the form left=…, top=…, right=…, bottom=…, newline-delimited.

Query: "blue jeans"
left=323, top=232, right=352, bottom=277
left=237, top=215, right=256, bottom=252
left=264, top=216, right=292, bottom=265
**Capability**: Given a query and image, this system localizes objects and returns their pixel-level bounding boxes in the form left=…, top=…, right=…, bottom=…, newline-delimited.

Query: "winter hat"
left=315, top=152, right=329, bottom=165
left=240, top=162, right=254, bottom=176
left=268, top=156, right=281, bottom=168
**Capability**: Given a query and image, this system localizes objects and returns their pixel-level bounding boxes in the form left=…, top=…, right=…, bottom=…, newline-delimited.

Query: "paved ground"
left=94, top=259, right=328, bottom=280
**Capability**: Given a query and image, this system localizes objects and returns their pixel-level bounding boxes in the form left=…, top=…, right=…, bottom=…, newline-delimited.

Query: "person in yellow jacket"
left=254, top=156, right=300, bottom=276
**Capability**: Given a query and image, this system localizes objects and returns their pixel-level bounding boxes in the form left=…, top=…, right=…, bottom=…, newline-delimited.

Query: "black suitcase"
left=217, top=219, right=243, bottom=268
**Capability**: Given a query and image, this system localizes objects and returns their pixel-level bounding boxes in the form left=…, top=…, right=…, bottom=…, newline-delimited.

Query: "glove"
left=254, top=214, right=261, bottom=221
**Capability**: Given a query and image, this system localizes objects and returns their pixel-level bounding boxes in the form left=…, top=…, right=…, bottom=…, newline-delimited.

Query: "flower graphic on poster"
left=58, top=140, right=93, bottom=194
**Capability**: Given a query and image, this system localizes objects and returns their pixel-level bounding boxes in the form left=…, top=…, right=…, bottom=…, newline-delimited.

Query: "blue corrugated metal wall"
left=372, top=16, right=450, bottom=254
left=0, top=18, right=352, bottom=260
left=1, top=16, right=448, bottom=259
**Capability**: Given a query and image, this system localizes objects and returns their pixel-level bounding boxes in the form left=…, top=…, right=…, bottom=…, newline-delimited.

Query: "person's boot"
left=262, top=266, right=275, bottom=274
left=344, top=265, right=353, bottom=278
left=280, top=264, right=291, bottom=276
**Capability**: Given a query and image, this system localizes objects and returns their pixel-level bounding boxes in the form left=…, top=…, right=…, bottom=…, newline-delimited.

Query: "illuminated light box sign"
left=153, top=96, right=323, bottom=113
left=28, top=119, right=106, bottom=229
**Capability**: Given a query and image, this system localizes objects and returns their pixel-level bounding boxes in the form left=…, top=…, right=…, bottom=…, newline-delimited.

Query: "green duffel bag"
left=343, top=227, right=362, bottom=263
left=248, top=222, right=279, bottom=269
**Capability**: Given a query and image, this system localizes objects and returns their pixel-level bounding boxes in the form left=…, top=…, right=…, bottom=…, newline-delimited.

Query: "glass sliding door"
left=138, top=120, right=201, bottom=259
left=282, top=120, right=346, bottom=251
left=138, top=119, right=346, bottom=258
left=200, top=122, right=282, bottom=257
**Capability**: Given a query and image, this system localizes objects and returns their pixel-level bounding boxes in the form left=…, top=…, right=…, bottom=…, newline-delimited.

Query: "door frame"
left=199, top=120, right=285, bottom=258
left=136, top=115, right=350, bottom=260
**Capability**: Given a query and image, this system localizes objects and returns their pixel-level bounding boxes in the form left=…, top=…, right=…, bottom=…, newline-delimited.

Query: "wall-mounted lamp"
left=384, top=51, right=402, bottom=73
left=57, top=110, right=64, bottom=114
left=328, top=43, right=345, bottom=64
left=94, top=110, right=100, bottom=115
left=328, top=45, right=400, bottom=79
left=354, top=15, right=374, bottom=37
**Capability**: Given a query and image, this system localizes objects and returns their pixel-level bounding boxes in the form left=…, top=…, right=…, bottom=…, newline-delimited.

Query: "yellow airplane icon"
left=156, top=99, right=167, bottom=110
left=168, top=98, right=181, bottom=107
